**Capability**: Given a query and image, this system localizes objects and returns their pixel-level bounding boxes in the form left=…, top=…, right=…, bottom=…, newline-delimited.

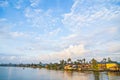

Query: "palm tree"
left=74, top=61, right=77, bottom=65
left=39, top=62, right=42, bottom=65
left=67, top=58, right=71, bottom=64
left=80, top=60, right=82, bottom=64
left=108, top=57, right=112, bottom=62
left=60, top=60, right=65, bottom=65
left=91, top=58, right=98, bottom=70
left=103, top=58, right=107, bottom=63
left=83, top=58, right=86, bottom=64
left=103, top=58, right=107, bottom=70
left=77, top=59, right=82, bottom=64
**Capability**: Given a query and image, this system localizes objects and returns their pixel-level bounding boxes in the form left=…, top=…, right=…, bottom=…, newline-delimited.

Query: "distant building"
left=64, top=63, right=91, bottom=71
left=106, top=62, right=119, bottom=71
left=98, top=63, right=106, bottom=70
left=98, top=62, right=119, bottom=71
left=64, top=61, right=119, bottom=71
left=64, top=64, right=73, bottom=70
left=77, top=64, right=82, bottom=70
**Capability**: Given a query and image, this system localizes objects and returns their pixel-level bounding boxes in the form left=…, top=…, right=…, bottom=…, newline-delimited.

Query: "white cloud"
left=14, top=0, right=23, bottom=9
left=30, top=0, right=41, bottom=7
left=62, top=0, right=120, bottom=32
left=0, top=0, right=8, bottom=7
left=47, top=44, right=87, bottom=61
left=61, top=34, right=78, bottom=40
left=0, top=18, right=7, bottom=22
left=9, top=32, right=28, bottom=38
left=14, top=44, right=86, bottom=63
left=47, top=28, right=61, bottom=37
left=24, top=7, right=60, bottom=32
left=107, top=27, right=118, bottom=34
left=106, top=41, right=120, bottom=53
left=0, top=0, right=120, bottom=63
left=1, top=41, right=120, bottom=63
left=58, top=0, right=120, bottom=62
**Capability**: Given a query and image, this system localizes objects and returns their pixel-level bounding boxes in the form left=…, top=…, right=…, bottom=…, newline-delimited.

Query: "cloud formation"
left=62, top=0, right=120, bottom=32
left=0, top=0, right=8, bottom=7
left=0, top=0, right=120, bottom=63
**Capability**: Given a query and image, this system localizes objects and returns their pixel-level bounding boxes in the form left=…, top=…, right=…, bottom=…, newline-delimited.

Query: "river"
left=0, top=67, right=120, bottom=80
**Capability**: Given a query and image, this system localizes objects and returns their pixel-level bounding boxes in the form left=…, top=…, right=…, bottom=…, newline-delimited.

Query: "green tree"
left=103, top=58, right=107, bottom=69
left=67, top=58, right=71, bottom=64
left=77, top=59, right=82, bottom=64
left=74, top=61, right=78, bottom=65
left=91, top=58, right=98, bottom=70
left=108, top=57, right=112, bottom=62
left=103, top=58, right=107, bottom=63
left=59, top=60, right=65, bottom=69
left=39, top=62, right=42, bottom=65
left=83, top=58, right=86, bottom=64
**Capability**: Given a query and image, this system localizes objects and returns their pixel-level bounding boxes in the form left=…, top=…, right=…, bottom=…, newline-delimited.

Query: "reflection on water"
left=93, top=72, right=100, bottom=80
left=0, top=67, right=120, bottom=80
left=64, top=71, right=94, bottom=80
left=107, top=72, right=120, bottom=80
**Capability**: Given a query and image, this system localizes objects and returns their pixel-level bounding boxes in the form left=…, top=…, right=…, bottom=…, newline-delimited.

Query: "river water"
left=0, top=67, right=120, bottom=80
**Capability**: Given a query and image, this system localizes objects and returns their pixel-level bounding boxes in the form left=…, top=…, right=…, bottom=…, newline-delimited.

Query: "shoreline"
left=0, top=66, right=120, bottom=72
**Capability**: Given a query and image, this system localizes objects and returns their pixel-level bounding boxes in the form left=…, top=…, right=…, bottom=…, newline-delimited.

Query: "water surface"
left=0, top=67, right=120, bottom=80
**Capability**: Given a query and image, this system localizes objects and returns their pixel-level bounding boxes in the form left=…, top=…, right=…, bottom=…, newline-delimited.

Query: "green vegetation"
left=45, top=57, right=120, bottom=71
left=0, top=57, right=119, bottom=71
left=91, top=58, right=98, bottom=70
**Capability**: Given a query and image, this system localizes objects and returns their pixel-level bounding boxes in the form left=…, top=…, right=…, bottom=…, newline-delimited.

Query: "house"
left=83, top=64, right=91, bottom=70
left=64, top=64, right=73, bottom=70
left=97, top=62, right=119, bottom=71
left=64, top=64, right=91, bottom=71
left=106, top=62, right=119, bottom=71
left=64, top=64, right=78, bottom=70
left=72, top=65, right=78, bottom=70
left=77, top=64, right=82, bottom=70
left=97, top=63, right=106, bottom=70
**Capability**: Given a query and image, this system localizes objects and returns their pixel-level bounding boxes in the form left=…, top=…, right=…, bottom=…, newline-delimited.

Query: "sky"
left=0, top=0, right=120, bottom=63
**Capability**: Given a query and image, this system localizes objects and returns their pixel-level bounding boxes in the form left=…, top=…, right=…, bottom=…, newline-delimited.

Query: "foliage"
left=91, top=58, right=98, bottom=70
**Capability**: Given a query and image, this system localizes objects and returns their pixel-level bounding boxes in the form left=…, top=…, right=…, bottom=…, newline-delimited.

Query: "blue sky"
left=0, top=0, right=120, bottom=63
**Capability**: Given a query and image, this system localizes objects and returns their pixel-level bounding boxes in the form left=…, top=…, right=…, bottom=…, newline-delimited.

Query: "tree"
left=77, top=59, right=82, bottom=64
left=108, top=57, right=112, bottom=62
left=60, top=60, right=64, bottom=65
left=60, top=60, right=66, bottom=65
left=91, top=58, right=98, bottom=70
left=74, top=61, right=78, bottom=65
left=103, top=58, right=107, bottom=69
left=39, top=62, right=42, bottom=65
left=39, top=62, right=43, bottom=68
left=59, top=60, right=66, bottom=70
left=83, top=58, right=86, bottom=64
left=103, top=58, right=107, bottom=63
left=67, top=58, right=71, bottom=64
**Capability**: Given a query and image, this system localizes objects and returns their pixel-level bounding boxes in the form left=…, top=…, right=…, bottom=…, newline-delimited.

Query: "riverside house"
left=64, top=62, right=120, bottom=71
left=97, top=62, right=106, bottom=70
left=64, top=64, right=74, bottom=70
left=106, top=62, right=119, bottom=71
left=64, top=63, right=91, bottom=71
left=98, top=62, right=119, bottom=71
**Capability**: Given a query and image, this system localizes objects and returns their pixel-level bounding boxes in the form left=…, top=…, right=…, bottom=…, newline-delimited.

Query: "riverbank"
left=1, top=67, right=120, bottom=80
left=0, top=58, right=120, bottom=72
left=1, top=65, right=119, bottom=72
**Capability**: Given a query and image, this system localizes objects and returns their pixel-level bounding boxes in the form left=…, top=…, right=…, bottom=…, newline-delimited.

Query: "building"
left=106, top=62, right=119, bottom=71
left=64, top=64, right=91, bottom=71
left=64, top=64, right=73, bottom=70
left=98, top=62, right=119, bottom=71
left=98, top=63, right=106, bottom=70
